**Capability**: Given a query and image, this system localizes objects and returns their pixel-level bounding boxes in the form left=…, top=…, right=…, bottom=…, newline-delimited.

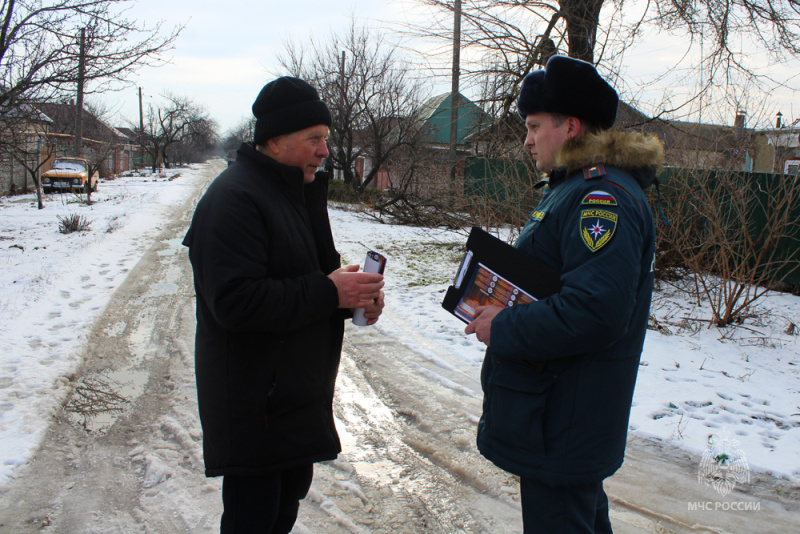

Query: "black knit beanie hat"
left=252, top=76, right=332, bottom=145
left=517, top=55, right=618, bottom=130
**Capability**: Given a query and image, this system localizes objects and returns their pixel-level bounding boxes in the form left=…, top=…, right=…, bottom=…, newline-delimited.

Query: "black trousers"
left=220, top=464, right=314, bottom=534
left=520, top=478, right=613, bottom=533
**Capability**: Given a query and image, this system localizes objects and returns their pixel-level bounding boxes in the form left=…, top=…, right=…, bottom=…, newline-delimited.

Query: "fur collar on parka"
left=554, top=130, right=664, bottom=181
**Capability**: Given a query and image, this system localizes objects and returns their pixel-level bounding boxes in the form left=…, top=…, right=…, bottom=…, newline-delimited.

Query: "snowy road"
left=0, top=162, right=798, bottom=533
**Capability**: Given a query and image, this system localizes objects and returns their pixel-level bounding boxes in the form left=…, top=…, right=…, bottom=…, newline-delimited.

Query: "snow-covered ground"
left=1, top=159, right=799, bottom=494
left=0, top=165, right=208, bottom=484
left=329, top=208, right=800, bottom=485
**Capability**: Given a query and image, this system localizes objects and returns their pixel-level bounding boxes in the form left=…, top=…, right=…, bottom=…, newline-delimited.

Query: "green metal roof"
left=418, top=92, right=491, bottom=145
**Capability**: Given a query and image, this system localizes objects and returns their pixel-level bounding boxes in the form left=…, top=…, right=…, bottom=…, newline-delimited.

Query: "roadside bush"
left=327, top=179, right=385, bottom=206
left=654, top=168, right=800, bottom=326
left=57, top=213, right=92, bottom=234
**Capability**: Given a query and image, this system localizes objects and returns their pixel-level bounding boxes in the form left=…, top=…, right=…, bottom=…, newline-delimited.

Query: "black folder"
left=442, top=227, right=562, bottom=323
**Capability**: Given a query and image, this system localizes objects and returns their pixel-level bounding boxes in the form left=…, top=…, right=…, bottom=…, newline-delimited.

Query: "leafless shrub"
left=656, top=169, right=800, bottom=327
left=105, top=216, right=121, bottom=234
left=374, top=164, right=537, bottom=233
left=375, top=191, right=471, bottom=229
left=57, top=213, right=92, bottom=234
left=371, top=151, right=474, bottom=229
left=648, top=314, right=672, bottom=335
left=461, top=161, right=541, bottom=240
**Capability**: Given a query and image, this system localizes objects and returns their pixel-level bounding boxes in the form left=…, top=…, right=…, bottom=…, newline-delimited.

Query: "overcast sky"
left=102, top=0, right=418, bottom=134
left=100, top=0, right=800, bottom=136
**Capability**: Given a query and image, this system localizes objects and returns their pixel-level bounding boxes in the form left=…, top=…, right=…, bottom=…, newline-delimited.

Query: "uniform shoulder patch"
left=581, top=190, right=617, bottom=206
left=582, top=164, right=607, bottom=180
left=580, top=208, right=618, bottom=252
left=529, top=209, right=547, bottom=222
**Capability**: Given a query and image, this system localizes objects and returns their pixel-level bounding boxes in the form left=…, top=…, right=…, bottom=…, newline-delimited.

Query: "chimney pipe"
left=734, top=111, right=746, bottom=140
left=776, top=111, right=783, bottom=129
left=734, top=111, right=745, bottom=130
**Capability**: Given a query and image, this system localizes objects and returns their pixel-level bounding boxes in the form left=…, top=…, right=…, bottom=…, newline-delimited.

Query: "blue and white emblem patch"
left=580, top=209, right=618, bottom=252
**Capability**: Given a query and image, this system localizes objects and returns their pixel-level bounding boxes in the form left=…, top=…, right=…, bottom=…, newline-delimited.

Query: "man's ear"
left=567, top=116, right=582, bottom=140
left=267, top=136, right=281, bottom=152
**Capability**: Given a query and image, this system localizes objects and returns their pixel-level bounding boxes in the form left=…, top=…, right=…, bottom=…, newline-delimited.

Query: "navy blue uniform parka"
left=183, top=142, right=346, bottom=477
left=477, top=130, right=664, bottom=485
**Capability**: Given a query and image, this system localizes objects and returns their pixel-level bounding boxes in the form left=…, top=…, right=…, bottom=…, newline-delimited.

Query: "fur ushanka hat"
left=252, top=76, right=332, bottom=145
left=517, top=56, right=618, bottom=130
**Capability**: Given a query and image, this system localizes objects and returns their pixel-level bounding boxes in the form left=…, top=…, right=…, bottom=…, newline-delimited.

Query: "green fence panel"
left=464, top=157, right=541, bottom=220
left=657, top=167, right=800, bottom=287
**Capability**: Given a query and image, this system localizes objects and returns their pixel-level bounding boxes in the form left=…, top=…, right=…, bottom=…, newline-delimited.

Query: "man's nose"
left=318, top=140, right=330, bottom=158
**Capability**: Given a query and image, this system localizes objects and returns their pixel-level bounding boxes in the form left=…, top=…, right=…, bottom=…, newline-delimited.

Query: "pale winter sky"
left=102, top=0, right=419, bottom=134
left=100, top=0, right=800, bottom=136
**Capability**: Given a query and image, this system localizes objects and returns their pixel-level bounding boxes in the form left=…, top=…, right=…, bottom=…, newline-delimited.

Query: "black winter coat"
left=182, top=142, right=345, bottom=477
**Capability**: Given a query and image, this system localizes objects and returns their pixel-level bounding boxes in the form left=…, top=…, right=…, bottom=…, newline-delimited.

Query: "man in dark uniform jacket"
left=465, top=56, right=664, bottom=532
left=183, top=76, right=385, bottom=533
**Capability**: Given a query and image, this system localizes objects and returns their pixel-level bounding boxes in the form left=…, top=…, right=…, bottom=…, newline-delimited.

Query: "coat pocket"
left=485, top=360, right=557, bottom=455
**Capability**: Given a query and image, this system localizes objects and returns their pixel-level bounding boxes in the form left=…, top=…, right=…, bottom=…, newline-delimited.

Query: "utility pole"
left=73, top=28, right=86, bottom=157
left=138, top=87, right=144, bottom=169
left=448, top=0, right=462, bottom=200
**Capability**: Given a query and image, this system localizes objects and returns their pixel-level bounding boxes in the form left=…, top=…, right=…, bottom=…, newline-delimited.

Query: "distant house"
left=417, top=92, right=492, bottom=150
left=347, top=116, right=408, bottom=191
left=115, top=126, right=148, bottom=170
left=379, top=92, right=493, bottom=197
left=338, top=92, right=792, bottom=201
left=0, top=105, right=53, bottom=195
left=749, top=114, right=800, bottom=175
left=618, top=104, right=800, bottom=175
left=37, top=102, right=134, bottom=177
left=453, top=99, right=756, bottom=174
left=615, top=103, right=751, bottom=171
left=341, top=93, right=492, bottom=196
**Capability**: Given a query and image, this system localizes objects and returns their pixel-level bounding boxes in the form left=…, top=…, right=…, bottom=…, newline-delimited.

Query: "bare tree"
left=170, top=115, right=219, bottom=166
left=408, top=0, right=800, bottom=123
left=278, top=21, right=428, bottom=193
left=221, top=116, right=256, bottom=154
left=0, top=0, right=181, bottom=116
left=0, top=0, right=181, bottom=199
left=406, top=1, right=576, bottom=116
left=5, top=111, right=54, bottom=208
left=138, top=94, right=215, bottom=173
left=80, top=101, right=123, bottom=203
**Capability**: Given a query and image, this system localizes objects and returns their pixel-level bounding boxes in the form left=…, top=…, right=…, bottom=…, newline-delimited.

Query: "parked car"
left=41, top=158, right=98, bottom=193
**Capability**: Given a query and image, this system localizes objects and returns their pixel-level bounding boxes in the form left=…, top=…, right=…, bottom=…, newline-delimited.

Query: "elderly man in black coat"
left=183, top=76, right=385, bottom=534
